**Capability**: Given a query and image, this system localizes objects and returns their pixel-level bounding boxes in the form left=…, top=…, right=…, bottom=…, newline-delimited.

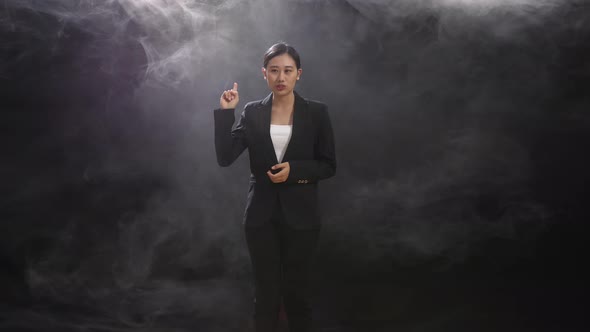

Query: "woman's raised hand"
left=219, top=82, right=239, bottom=109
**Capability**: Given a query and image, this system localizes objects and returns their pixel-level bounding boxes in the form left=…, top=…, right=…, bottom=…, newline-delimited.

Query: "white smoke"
left=2, top=4, right=583, bottom=327
left=3, top=0, right=238, bottom=87
left=346, top=0, right=565, bottom=36
left=3, top=0, right=569, bottom=87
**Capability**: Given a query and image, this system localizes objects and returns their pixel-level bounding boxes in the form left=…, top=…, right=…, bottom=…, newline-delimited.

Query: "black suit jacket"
left=214, top=91, right=336, bottom=229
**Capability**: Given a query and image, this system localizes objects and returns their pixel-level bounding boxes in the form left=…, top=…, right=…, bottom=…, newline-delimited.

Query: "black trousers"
left=244, top=201, right=320, bottom=332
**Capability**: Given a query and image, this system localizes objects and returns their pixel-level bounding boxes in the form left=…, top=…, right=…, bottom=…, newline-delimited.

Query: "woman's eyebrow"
left=269, top=65, right=295, bottom=69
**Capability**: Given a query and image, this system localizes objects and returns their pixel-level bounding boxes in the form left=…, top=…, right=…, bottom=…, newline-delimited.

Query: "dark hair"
left=263, top=42, right=301, bottom=69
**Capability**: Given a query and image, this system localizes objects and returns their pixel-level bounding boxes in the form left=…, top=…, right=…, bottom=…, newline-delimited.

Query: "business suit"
left=214, top=90, right=336, bottom=229
left=214, top=90, right=336, bottom=332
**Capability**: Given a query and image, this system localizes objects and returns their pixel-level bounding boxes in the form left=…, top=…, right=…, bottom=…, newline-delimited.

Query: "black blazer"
left=214, top=91, right=336, bottom=229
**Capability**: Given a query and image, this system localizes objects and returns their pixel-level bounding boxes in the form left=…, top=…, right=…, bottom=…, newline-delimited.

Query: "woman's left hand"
left=267, top=162, right=290, bottom=183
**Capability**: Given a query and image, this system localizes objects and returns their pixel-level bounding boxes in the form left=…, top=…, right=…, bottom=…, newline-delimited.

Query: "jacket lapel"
left=282, top=91, right=307, bottom=162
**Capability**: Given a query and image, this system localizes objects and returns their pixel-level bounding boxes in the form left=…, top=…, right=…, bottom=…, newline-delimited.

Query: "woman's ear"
left=297, top=68, right=302, bottom=80
left=262, top=67, right=267, bottom=79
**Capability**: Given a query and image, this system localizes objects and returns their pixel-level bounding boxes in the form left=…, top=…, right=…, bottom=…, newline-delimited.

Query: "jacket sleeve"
left=214, top=107, right=248, bottom=167
left=285, top=104, right=336, bottom=184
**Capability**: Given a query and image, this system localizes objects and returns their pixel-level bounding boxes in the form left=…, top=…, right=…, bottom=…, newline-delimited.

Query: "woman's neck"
left=272, top=92, right=295, bottom=110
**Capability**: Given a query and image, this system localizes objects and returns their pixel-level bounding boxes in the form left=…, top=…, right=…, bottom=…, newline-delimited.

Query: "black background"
left=2, top=0, right=589, bottom=331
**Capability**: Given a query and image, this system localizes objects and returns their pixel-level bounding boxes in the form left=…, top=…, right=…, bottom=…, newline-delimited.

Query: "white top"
left=270, top=124, right=293, bottom=163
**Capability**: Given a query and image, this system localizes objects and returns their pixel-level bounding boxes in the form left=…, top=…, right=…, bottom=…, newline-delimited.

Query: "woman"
left=214, top=42, right=336, bottom=332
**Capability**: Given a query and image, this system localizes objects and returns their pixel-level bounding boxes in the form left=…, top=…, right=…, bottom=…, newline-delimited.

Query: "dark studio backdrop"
left=1, top=0, right=589, bottom=331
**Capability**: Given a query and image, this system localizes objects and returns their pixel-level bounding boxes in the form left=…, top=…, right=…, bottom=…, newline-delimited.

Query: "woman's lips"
left=276, top=85, right=286, bottom=91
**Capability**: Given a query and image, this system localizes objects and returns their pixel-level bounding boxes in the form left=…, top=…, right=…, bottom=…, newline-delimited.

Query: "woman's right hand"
left=219, top=82, right=239, bottom=109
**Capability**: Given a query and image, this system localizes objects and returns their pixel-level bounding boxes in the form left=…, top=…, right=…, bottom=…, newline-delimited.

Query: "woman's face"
left=262, top=53, right=302, bottom=97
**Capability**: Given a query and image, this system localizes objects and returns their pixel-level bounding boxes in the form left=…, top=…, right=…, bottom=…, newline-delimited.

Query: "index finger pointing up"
left=232, top=82, right=238, bottom=92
